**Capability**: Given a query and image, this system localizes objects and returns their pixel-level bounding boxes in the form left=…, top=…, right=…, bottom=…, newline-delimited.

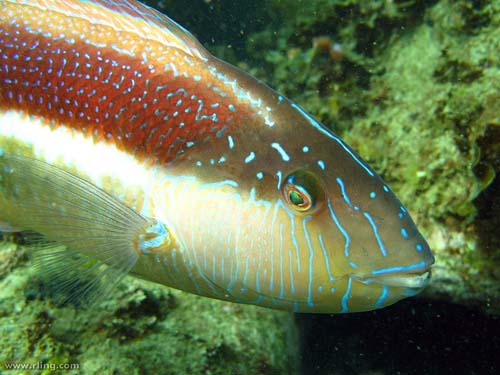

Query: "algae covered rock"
left=0, top=240, right=298, bottom=375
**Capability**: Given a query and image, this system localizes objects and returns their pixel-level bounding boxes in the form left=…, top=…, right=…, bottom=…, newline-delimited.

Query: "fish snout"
left=352, top=242, right=434, bottom=297
left=354, top=268, right=432, bottom=291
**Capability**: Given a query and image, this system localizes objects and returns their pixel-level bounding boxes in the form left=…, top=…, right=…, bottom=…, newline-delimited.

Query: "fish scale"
left=0, top=0, right=434, bottom=313
left=0, top=2, right=243, bottom=164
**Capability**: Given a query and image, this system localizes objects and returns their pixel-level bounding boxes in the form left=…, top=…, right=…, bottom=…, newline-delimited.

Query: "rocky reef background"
left=1, top=0, right=499, bottom=374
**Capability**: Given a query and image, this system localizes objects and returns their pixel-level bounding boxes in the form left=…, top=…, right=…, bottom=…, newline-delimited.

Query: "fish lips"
left=353, top=269, right=432, bottom=290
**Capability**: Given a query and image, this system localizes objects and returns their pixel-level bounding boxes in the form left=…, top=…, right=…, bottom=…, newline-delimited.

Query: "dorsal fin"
left=13, top=0, right=210, bottom=59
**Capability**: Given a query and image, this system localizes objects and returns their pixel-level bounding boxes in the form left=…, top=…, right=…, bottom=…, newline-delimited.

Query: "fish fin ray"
left=17, top=0, right=210, bottom=59
left=28, top=240, right=129, bottom=306
left=0, top=153, right=144, bottom=294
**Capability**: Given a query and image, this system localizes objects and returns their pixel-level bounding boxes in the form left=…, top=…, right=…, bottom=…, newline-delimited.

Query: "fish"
left=0, top=0, right=434, bottom=313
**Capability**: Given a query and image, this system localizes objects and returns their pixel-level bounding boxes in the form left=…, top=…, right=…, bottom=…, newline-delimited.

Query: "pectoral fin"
left=0, top=152, right=159, bottom=303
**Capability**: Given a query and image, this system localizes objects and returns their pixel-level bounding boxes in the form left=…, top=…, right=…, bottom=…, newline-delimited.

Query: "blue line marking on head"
left=375, top=285, right=389, bottom=309
left=241, top=256, right=250, bottom=294
left=371, top=260, right=427, bottom=275
left=341, top=277, right=352, bottom=313
left=288, top=249, right=296, bottom=294
left=362, top=211, right=388, bottom=257
left=271, top=142, right=291, bottom=161
left=336, top=177, right=352, bottom=207
left=302, top=216, right=315, bottom=307
left=290, top=103, right=374, bottom=177
left=244, top=151, right=256, bottom=163
left=279, top=222, right=285, bottom=299
left=290, top=216, right=301, bottom=273
left=318, top=233, right=335, bottom=281
left=275, top=170, right=283, bottom=189
left=327, top=199, right=351, bottom=257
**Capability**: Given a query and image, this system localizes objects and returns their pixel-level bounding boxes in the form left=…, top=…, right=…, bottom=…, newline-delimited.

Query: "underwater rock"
left=0, top=241, right=298, bottom=374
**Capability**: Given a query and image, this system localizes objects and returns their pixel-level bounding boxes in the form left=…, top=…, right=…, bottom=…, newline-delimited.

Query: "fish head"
left=150, top=61, right=434, bottom=313
left=224, top=98, right=436, bottom=313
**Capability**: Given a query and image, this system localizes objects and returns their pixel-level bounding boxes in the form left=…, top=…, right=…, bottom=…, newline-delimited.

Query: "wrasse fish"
left=0, top=0, right=434, bottom=313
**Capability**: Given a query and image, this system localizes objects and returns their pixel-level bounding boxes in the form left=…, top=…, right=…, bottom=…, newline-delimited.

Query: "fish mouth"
left=354, top=270, right=432, bottom=289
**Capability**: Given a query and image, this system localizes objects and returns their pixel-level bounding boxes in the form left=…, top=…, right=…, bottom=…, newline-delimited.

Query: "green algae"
left=0, top=241, right=298, bottom=375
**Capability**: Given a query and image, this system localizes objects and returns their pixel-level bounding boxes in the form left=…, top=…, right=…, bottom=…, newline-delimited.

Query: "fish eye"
left=282, top=170, right=324, bottom=213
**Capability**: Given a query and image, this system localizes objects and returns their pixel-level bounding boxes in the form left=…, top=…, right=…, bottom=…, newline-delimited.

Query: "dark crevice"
left=473, top=174, right=500, bottom=256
